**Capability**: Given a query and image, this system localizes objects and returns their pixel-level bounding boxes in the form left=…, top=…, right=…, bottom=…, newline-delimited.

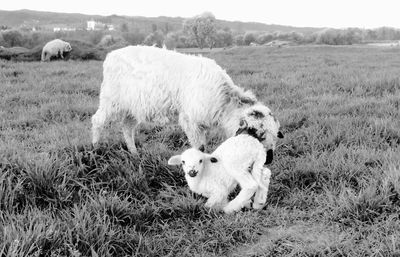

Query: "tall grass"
left=1, top=45, right=400, bottom=256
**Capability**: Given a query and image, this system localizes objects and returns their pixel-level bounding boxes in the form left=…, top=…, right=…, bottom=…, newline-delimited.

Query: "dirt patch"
left=230, top=223, right=344, bottom=256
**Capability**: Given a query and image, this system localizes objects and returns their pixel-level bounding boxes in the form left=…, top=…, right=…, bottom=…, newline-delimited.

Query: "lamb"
left=91, top=45, right=283, bottom=155
left=41, top=39, right=72, bottom=62
left=168, top=132, right=272, bottom=214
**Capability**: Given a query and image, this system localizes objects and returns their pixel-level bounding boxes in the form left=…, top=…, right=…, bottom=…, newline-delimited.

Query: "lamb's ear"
left=205, top=154, right=218, bottom=163
left=277, top=131, right=284, bottom=139
left=198, top=145, right=205, bottom=152
left=168, top=155, right=182, bottom=165
left=210, top=157, right=218, bottom=163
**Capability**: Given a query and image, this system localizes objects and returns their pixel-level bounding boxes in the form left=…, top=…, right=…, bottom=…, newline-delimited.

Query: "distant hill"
left=0, top=9, right=321, bottom=34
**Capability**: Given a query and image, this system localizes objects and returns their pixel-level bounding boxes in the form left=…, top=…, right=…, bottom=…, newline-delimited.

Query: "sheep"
left=41, top=39, right=72, bottom=62
left=168, top=133, right=272, bottom=214
left=92, top=45, right=283, bottom=155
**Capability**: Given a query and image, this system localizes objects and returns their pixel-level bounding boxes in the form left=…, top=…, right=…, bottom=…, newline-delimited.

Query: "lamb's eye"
left=182, top=160, right=185, bottom=165
left=199, top=159, right=203, bottom=163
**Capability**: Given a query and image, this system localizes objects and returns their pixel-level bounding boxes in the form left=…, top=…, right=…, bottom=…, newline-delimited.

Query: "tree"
left=183, top=12, right=217, bottom=49
left=243, top=32, right=256, bottom=45
left=234, top=34, right=245, bottom=46
left=288, top=31, right=304, bottom=42
left=215, top=30, right=233, bottom=47
left=144, top=31, right=164, bottom=47
left=257, top=33, right=273, bottom=44
left=120, top=23, right=129, bottom=32
left=164, top=23, right=170, bottom=34
left=151, top=24, right=158, bottom=33
left=122, top=30, right=145, bottom=45
left=1, top=30, right=23, bottom=47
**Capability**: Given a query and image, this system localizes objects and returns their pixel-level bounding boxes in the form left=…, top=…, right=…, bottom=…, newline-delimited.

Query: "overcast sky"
left=1, top=0, right=399, bottom=29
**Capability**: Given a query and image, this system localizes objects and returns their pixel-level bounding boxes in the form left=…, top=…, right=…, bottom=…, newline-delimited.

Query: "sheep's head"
left=168, top=148, right=218, bottom=178
left=65, top=43, right=72, bottom=52
left=236, top=104, right=284, bottom=164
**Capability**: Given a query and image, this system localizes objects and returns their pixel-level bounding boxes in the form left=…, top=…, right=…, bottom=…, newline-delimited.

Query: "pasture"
left=1, top=45, right=400, bottom=256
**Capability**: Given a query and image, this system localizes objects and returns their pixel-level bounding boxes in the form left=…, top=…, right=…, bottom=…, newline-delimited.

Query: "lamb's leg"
left=205, top=192, right=229, bottom=210
left=179, top=113, right=207, bottom=149
left=122, top=116, right=138, bottom=154
left=223, top=168, right=258, bottom=214
left=253, top=167, right=271, bottom=210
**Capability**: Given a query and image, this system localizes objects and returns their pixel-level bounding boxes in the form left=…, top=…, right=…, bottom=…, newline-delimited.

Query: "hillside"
left=0, top=9, right=321, bottom=34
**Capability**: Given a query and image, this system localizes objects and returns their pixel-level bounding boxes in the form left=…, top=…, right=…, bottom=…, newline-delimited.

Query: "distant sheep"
left=168, top=133, right=272, bottom=213
left=41, top=39, right=72, bottom=62
left=92, top=46, right=283, bottom=154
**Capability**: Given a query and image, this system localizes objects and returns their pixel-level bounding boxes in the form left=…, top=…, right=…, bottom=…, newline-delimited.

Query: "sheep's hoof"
left=252, top=202, right=266, bottom=210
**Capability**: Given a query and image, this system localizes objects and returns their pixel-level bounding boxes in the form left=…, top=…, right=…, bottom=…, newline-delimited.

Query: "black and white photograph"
left=0, top=0, right=399, bottom=256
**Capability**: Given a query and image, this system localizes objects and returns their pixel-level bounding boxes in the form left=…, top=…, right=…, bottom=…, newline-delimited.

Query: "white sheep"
left=41, top=39, right=72, bottom=62
left=168, top=134, right=272, bottom=214
left=91, top=45, right=283, bottom=155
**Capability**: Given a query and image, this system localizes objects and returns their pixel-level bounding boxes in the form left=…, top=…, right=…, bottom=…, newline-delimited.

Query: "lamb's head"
left=237, top=103, right=284, bottom=157
left=168, top=147, right=218, bottom=178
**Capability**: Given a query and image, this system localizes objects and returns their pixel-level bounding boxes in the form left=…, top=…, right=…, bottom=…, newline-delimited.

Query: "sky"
left=1, top=0, right=399, bottom=29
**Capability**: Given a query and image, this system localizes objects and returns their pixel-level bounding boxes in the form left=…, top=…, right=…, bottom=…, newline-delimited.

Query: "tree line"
left=2, top=13, right=400, bottom=49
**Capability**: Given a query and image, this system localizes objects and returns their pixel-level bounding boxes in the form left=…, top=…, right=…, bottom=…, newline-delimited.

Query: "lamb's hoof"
left=243, top=202, right=252, bottom=209
left=204, top=202, right=213, bottom=209
left=223, top=205, right=238, bottom=214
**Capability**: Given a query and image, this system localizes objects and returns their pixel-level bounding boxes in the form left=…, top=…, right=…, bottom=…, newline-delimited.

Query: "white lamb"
left=168, top=134, right=272, bottom=214
left=91, top=45, right=283, bottom=155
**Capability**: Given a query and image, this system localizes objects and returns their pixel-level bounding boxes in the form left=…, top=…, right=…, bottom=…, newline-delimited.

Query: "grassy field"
left=1, top=45, right=400, bottom=256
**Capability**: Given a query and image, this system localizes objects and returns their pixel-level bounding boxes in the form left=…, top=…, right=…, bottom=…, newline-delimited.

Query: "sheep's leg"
left=92, top=107, right=108, bottom=146
left=41, top=51, right=47, bottom=62
left=223, top=168, right=258, bottom=214
left=253, top=167, right=271, bottom=210
left=122, top=116, right=138, bottom=154
left=179, top=113, right=207, bottom=149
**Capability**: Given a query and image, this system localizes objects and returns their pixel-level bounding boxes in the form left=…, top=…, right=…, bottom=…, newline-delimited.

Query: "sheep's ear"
left=265, top=149, right=273, bottom=165
left=235, top=119, right=248, bottom=136
left=235, top=127, right=246, bottom=136
left=249, top=110, right=265, bottom=119
left=238, top=90, right=257, bottom=105
left=239, top=119, right=247, bottom=128
left=277, top=131, right=284, bottom=139
left=168, top=155, right=182, bottom=165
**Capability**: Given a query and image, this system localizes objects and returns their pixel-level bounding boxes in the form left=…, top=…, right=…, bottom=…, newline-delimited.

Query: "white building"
left=53, top=27, right=76, bottom=32
left=87, top=20, right=96, bottom=30
left=87, top=20, right=114, bottom=31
